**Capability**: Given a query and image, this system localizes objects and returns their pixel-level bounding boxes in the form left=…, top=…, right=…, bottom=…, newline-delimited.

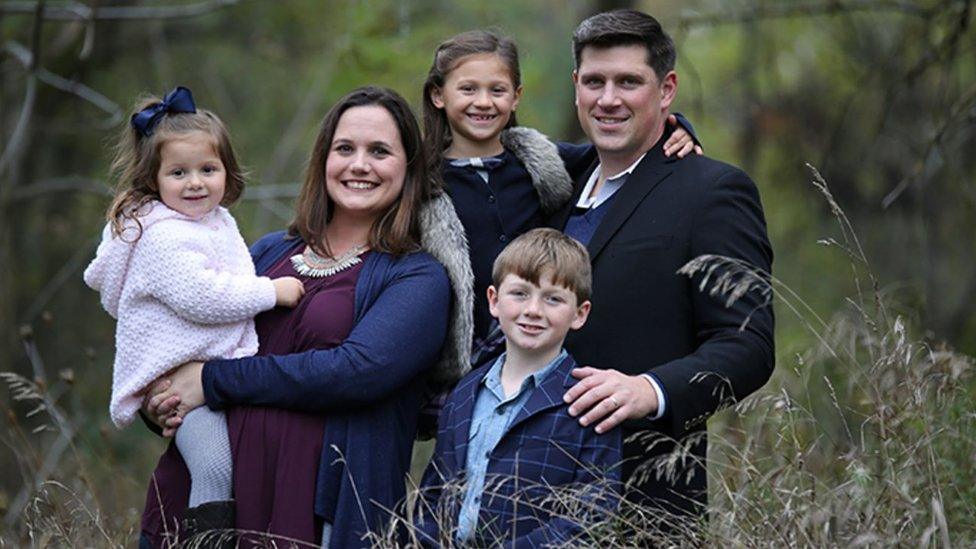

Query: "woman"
left=140, top=86, right=472, bottom=548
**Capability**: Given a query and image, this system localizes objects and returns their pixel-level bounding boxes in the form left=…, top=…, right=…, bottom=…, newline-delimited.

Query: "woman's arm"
left=201, top=255, right=451, bottom=412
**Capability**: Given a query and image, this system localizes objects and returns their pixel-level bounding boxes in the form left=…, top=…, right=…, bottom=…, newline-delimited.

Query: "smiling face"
left=488, top=271, right=591, bottom=360
left=156, top=131, right=226, bottom=218
left=573, top=44, right=676, bottom=173
left=430, top=53, right=522, bottom=158
left=325, top=105, right=407, bottom=224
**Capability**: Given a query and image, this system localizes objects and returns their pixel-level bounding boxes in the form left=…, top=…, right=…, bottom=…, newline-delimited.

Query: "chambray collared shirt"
left=456, top=349, right=568, bottom=542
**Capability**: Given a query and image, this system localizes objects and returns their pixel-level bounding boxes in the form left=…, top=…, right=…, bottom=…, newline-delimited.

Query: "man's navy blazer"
left=552, top=135, right=775, bottom=515
left=415, top=353, right=621, bottom=548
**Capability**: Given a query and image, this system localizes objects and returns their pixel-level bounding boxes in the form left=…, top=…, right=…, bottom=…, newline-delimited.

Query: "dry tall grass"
left=2, top=165, right=973, bottom=547
left=692, top=167, right=974, bottom=547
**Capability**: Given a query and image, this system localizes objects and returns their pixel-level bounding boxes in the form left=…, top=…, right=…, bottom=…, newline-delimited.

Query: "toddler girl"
left=84, top=86, right=304, bottom=540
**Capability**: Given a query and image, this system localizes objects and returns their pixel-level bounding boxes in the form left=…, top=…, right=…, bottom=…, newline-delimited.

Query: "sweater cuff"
left=641, top=373, right=668, bottom=421
left=256, top=276, right=278, bottom=312
left=201, top=359, right=227, bottom=410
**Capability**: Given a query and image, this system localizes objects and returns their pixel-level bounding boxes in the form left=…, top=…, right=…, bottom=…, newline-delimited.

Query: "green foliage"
left=1, top=0, right=974, bottom=545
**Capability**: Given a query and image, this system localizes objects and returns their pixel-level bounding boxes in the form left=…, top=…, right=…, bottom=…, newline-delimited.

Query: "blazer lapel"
left=506, top=354, right=577, bottom=433
left=586, top=151, right=674, bottom=263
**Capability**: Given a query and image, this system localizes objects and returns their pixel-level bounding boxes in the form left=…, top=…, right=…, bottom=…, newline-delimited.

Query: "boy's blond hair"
left=491, top=228, right=592, bottom=304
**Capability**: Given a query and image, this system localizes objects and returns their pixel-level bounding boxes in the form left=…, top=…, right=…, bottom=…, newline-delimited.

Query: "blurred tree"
left=0, top=0, right=973, bottom=540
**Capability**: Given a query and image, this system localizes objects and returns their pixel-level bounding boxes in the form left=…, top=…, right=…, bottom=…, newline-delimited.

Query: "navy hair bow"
left=130, top=86, right=196, bottom=137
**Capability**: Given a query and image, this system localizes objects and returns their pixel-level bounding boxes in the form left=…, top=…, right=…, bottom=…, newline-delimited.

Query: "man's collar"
left=575, top=152, right=647, bottom=210
left=604, top=152, right=648, bottom=181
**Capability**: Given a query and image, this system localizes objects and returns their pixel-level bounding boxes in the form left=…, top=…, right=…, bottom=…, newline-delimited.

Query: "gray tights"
left=174, top=406, right=233, bottom=507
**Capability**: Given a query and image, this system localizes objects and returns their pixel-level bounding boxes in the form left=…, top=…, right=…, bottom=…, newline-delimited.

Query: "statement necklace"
left=291, top=244, right=367, bottom=278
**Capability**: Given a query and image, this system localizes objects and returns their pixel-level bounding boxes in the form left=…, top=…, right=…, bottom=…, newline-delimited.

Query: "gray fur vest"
left=419, top=193, right=473, bottom=384
left=501, top=126, right=574, bottom=214
left=421, top=126, right=574, bottom=384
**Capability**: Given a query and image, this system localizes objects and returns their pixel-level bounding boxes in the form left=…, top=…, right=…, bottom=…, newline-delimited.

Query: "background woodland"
left=1, top=0, right=974, bottom=546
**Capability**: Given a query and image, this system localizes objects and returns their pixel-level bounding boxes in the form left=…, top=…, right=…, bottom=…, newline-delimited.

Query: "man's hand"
left=663, top=114, right=703, bottom=158
left=563, top=368, right=659, bottom=434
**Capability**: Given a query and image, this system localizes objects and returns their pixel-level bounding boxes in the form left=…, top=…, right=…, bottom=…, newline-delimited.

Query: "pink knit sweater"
left=84, top=201, right=277, bottom=427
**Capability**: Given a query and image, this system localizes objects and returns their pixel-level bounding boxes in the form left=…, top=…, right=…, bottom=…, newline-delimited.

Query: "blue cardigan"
left=415, top=353, right=621, bottom=548
left=203, top=231, right=451, bottom=548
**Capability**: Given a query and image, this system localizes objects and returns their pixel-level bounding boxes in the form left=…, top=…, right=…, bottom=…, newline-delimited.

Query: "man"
left=557, top=9, right=775, bottom=520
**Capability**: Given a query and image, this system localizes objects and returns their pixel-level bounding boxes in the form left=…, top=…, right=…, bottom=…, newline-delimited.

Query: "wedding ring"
left=609, top=396, right=621, bottom=409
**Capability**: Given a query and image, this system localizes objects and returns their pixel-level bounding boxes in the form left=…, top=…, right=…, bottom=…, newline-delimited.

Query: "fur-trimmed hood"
left=418, top=192, right=474, bottom=384
left=501, top=126, right=574, bottom=214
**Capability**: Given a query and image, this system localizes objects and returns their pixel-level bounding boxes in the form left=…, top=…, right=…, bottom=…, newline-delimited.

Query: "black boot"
left=182, top=500, right=235, bottom=548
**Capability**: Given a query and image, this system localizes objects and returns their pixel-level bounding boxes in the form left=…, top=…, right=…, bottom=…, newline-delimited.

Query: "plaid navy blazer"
left=415, top=352, right=621, bottom=548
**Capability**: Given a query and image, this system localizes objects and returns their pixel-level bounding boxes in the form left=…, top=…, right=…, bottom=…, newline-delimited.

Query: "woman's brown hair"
left=289, top=86, right=432, bottom=257
left=106, top=94, right=246, bottom=241
left=422, top=30, right=522, bottom=175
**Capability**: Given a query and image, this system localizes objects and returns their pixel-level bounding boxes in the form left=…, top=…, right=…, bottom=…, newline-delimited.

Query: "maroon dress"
left=141, top=243, right=367, bottom=547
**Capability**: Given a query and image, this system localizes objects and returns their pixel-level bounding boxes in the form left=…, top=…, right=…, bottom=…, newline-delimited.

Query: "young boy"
left=415, top=228, right=621, bottom=547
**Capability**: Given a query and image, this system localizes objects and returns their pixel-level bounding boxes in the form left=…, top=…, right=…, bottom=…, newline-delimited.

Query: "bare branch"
left=29, top=0, right=44, bottom=68
left=251, top=32, right=353, bottom=231
left=3, top=41, right=123, bottom=124
left=256, top=198, right=299, bottom=223
left=0, top=78, right=38, bottom=180
left=20, top=234, right=101, bottom=325
left=0, top=2, right=43, bottom=181
left=676, top=0, right=932, bottom=28
left=0, top=0, right=239, bottom=21
left=903, top=0, right=972, bottom=83
left=10, top=178, right=300, bottom=201
left=244, top=183, right=302, bottom=200
left=9, top=177, right=112, bottom=201
left=260, top=45, right=349, bottom=187
left=882, top=81, right=976, bottom=207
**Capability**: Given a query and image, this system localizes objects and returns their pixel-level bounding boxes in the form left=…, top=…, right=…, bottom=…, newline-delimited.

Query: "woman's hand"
left=664, top=114, right=703, bottom=158
left=147, top=361, right=207, bottom=436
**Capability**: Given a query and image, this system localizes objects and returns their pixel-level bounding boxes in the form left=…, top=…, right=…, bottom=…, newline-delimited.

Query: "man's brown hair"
left=572, top=9, right=676, bottom=79
left=492, top=228, right=592, bottom=304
